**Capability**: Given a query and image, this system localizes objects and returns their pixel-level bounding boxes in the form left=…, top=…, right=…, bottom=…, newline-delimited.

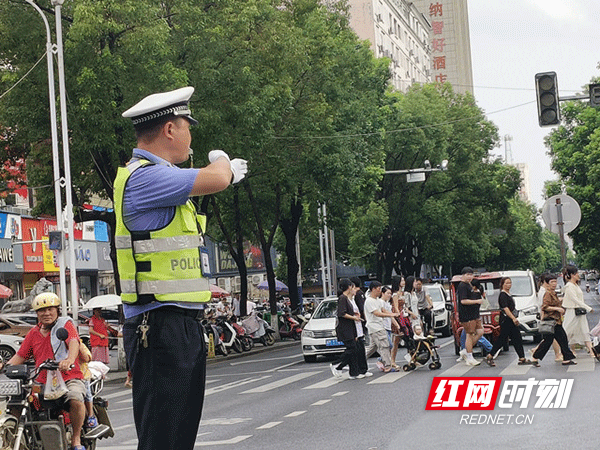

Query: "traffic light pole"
left=558, top=94, right=590, bottom=102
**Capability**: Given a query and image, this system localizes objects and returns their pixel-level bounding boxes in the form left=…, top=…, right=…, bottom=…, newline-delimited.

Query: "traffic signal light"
left=535, top=72, right=561, bottom=126
left=48, top=231, right=63, bottom=250
left=590, top=83, right=600, bottom=107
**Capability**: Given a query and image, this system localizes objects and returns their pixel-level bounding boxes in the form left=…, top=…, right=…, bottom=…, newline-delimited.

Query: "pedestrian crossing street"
left=203, top=352, right=598, bottom=393
left=95, top=352, right=597, bottom=449
left=98, top=352, right=597, bottom=403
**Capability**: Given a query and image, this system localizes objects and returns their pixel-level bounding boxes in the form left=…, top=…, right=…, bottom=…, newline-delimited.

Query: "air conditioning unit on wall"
left=217, top=277, right=231, bottom=292
left=252, top=274, right=262, bottom=285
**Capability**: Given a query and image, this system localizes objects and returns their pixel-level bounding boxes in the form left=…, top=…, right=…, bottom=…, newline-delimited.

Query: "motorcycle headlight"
left=302, top=329, right=315, bottom=338
left=521, top=306, right=538, bottom=316
left=0, top=379, right=21, bottom=397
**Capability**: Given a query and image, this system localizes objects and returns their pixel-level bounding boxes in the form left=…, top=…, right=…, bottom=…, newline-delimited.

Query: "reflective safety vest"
left=114, top=159, right=211, bottom=305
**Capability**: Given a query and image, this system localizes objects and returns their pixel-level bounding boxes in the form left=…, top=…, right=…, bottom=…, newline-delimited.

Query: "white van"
left=499, top=270, right=540, bottom=341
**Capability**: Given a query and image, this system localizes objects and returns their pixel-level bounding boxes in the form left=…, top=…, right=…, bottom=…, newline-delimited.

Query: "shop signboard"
left=22, top=218, right=44, bottom=272
left=0, top=238, right=23, bottom=272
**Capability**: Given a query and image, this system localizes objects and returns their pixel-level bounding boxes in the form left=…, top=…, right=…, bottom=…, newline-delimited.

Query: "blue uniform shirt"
left=121, top=148, right=202, bottom=319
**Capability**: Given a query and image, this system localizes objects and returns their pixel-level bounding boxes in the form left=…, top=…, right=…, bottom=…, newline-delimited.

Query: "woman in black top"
left=487, top=277, right=535, bottom=366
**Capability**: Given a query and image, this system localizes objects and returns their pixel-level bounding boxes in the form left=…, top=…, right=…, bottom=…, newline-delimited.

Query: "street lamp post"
left=24, top=0, right=77, bottom=324
left=52, top=0, right=79, bottom=325
left=24, top=0, right=69, bottom=316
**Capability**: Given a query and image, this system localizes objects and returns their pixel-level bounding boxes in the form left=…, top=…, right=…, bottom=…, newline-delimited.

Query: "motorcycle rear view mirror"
left=56, top=327, right=69, bottom=341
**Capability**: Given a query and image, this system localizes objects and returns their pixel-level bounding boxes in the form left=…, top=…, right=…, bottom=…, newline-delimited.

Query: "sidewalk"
left=105, top=339, right=300, bottom=383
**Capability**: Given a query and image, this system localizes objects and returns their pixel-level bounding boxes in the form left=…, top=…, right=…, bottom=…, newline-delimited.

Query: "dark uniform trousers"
left=124, top=306, right=206, bottom=450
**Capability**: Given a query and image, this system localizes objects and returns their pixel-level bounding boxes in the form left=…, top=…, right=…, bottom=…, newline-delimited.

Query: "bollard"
left=208, top=333, right=215, bottom=358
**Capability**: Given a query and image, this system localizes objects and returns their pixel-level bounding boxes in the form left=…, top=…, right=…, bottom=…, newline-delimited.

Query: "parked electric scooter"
left=278, top=309, right=302, bottom=340
left=242, top=312, right=275, bottom=346
left=201, top=310, right=227, bottom=356
left=291, top=307, right=310, bottom=329
left=230, top=317, right=253, bottom=352
left=215, top=316, right=243, bottom=353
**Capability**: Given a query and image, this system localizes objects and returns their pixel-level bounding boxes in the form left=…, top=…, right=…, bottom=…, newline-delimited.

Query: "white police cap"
left=122, top=86, right=198, bottom=126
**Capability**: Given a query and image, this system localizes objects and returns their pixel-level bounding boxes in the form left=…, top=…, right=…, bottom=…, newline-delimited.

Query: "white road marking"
left=194, top=435, right=253, bottom=446
left=439, top=362, right=473, bottom=376
left=332, top=391, right=349, bottom=396
left=367, top=370, right=412, bottom=384
left=311, top=399, right=331, bottom=406
left=228, top=355, right=301, bottom=366
left=205, top=376, right=272, bottom=396
left=285, top=410, right=306, bottom=417
left=240, top=372, right=320, bottom=394
left=201, top=418, right=252, bottom=426
left=107, top=406, right=133, bottom=413
left=103, top=390, right=133, bottom=400
left=256, top=422, right=282, bottom=429
left=112, top=424, right=135, bottom=432
left=499, top=358, right=534, bottom=376
left=567, top=355, right=595, bottom=372
left=302, top=377, right=344, bottom=389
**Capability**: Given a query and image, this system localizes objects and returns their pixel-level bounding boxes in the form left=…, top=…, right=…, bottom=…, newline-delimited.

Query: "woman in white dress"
left=562, top=265, right=594, bottom=355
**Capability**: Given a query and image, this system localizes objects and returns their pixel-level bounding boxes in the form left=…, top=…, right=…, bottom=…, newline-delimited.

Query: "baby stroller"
left=402, top=327, right=441, bottom=371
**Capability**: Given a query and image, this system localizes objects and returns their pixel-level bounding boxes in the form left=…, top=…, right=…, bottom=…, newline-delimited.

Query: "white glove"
left=230, top=158, right=248, bottom=184
left=208, top=149, right=230, bottom=164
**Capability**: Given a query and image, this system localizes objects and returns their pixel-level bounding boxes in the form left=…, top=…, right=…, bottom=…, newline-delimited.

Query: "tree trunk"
left=244, top=183, right=280, bottom=316
left=209, top=193, right=248, bottom=313
left=280, top=196, right=303, bottom=312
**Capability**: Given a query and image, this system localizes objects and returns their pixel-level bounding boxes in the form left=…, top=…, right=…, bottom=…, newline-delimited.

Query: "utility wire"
left=0, top=52, right=47, bottom=101
left=272, top=100, right=536, bottom=140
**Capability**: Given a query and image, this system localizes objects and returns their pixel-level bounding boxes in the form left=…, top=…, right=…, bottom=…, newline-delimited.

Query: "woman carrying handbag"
left=562, top=265, right=594, bottom=356
left=530, top=274, right=576, bottom=366
left=486, top=277, right=532, bottom=366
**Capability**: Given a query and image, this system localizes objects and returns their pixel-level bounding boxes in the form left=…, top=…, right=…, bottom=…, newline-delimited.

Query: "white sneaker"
left=364, top=371, right=373, bottom=377
left=459, top=349, right=467, bottom=361
left=357, top=374, right=366, bottom=379
left=347, top=375, right=356, bottom=380
left=330, top=363, right=342, bottom=378
left=466, top=357, right=481, bottom=366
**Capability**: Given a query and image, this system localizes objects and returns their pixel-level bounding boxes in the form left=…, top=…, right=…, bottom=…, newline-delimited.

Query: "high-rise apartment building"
left=346, top=0, right=432, bottom=92
left=412, top=0, right=473, bottom=95
left=513, top=163, right=531, bottom=203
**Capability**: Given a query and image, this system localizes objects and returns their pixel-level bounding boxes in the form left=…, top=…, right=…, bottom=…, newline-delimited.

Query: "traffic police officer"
left=117, top=86, right=247, bottom=450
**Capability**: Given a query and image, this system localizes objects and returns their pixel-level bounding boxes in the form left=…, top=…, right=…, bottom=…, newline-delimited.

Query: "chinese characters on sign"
left=426, top=377, right=574, bottom=410
left=428, top=2, right=447, bottom=85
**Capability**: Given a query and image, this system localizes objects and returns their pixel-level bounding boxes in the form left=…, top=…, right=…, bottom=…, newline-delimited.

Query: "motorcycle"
left=214, top=316, right=243, bottom=354
left=0, top=329, right=113, bottom=449
left=201, top=318, right=227, bottom=356
left=230, top=318, right=253, bottom=352
left=278, top=310, right=302, bottom=340
left=241, top=312, right=276, bottom=346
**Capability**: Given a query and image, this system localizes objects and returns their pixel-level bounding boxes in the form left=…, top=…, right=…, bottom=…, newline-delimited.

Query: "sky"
left=467, top=0, right=600, bottom=209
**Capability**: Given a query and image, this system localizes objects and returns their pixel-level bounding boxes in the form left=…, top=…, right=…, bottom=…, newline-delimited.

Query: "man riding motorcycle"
left=0, top=293, right=87, bottom=450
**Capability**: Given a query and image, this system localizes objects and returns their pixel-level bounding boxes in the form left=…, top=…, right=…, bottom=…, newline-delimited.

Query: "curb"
left=105, top=339, right=301, bottom=383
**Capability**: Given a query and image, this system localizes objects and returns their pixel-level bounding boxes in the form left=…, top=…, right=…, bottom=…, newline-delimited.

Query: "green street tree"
left=1, top=0, right=387, bottom=311
left=545, top=77, right=600, bottom=268
left=361, top=83, right=532, bottom=281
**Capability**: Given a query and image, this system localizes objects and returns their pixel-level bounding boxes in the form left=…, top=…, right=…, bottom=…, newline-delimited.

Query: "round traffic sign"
left=541, top=194, right=581, bottom=234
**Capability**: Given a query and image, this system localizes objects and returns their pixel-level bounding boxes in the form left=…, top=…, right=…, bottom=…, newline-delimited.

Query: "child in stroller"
left=402, top=324, right=442, bottom=371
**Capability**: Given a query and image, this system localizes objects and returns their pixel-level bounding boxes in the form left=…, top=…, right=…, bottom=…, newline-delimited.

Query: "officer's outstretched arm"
left=191, top=159, right=233, bottom=196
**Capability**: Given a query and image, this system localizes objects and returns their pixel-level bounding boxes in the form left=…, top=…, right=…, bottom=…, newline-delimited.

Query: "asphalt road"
left=97, top=290, right=600, bottom=450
